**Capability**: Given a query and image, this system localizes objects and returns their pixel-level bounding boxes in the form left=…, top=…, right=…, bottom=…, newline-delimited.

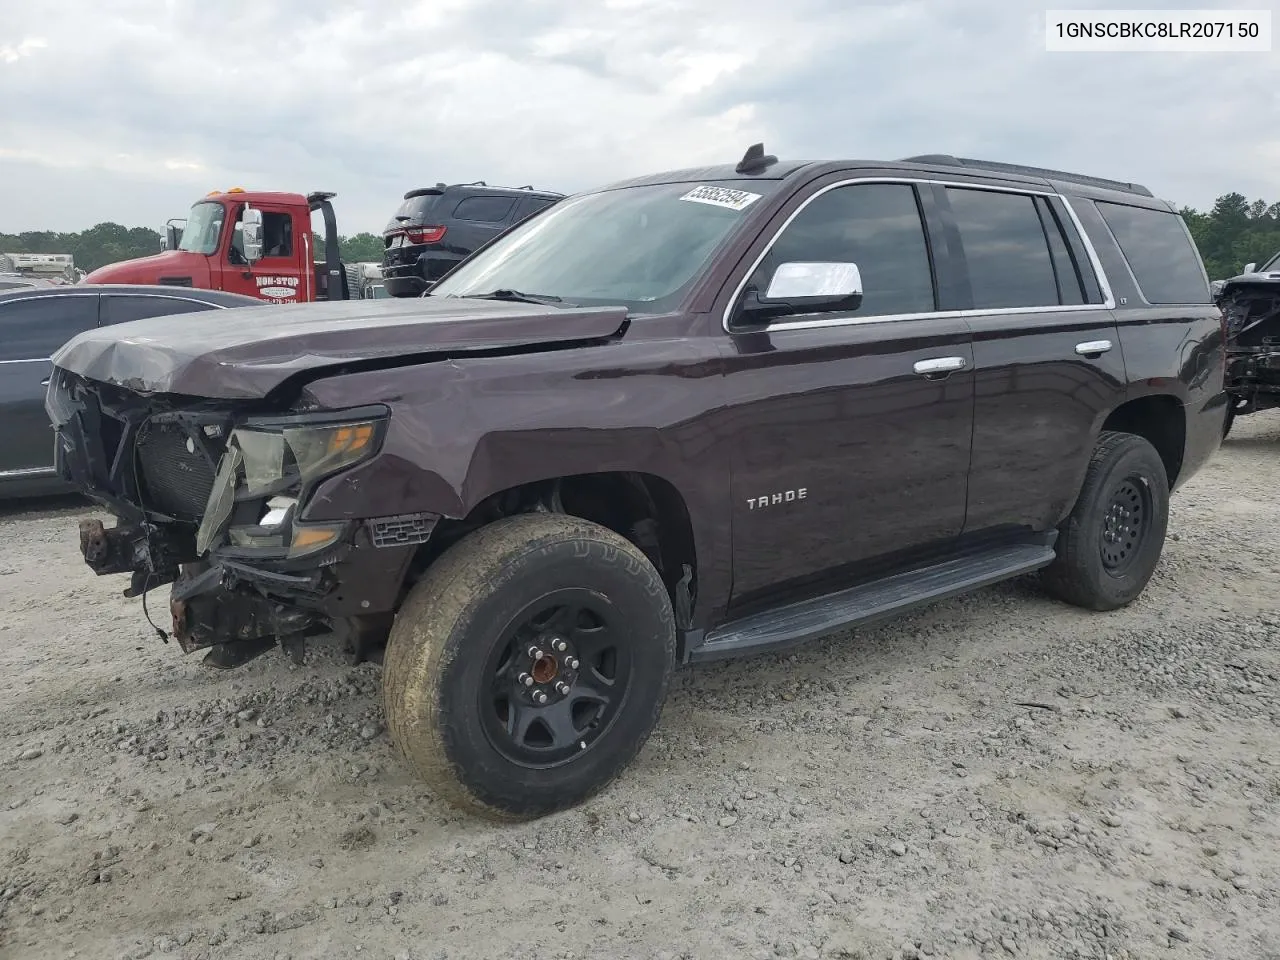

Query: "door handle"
left=913, top=356, right=967, bottom=377
left=40, top=378, right=50, bottom=387
left=1075, top=340, right=1112, bottom=356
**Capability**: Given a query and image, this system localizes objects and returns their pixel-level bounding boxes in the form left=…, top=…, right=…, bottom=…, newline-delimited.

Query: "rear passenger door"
left=938, top=183, right=1126, bottom=535
left=0, top=293, right=99, bottom=475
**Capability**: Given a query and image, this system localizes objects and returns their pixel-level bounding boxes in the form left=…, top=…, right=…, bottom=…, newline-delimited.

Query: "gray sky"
left=1, top=0, right=1276, bottom=236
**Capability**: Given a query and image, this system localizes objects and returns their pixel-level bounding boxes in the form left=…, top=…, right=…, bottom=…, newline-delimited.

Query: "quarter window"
left=750, top=182, right=936, bottom=318
left=945, top=187, right=1062, bottom=310
left=1095, top=201, right=1210, bottom=304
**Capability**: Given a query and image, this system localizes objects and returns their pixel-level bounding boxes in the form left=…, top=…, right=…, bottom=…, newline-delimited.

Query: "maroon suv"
left=46, top=145, right=1226, bottom=819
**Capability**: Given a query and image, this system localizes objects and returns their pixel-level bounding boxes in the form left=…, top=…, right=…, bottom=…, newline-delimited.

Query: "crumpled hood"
left=52, top=295, right=629, bottom=399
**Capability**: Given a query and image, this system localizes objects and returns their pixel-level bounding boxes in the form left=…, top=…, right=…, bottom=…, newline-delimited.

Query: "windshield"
left=1261, top=249, right=1280, bottom=271
left=177, top=201, right=227, bottom=255
left=429, top=180, right=777, bottom=312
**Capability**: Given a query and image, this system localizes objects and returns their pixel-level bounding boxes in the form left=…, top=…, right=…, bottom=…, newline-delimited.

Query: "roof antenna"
left=735, top=142, right=777, bottom=174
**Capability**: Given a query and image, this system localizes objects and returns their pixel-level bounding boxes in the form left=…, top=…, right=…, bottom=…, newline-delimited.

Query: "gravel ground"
left=2, top=416, right=1279, bottom=960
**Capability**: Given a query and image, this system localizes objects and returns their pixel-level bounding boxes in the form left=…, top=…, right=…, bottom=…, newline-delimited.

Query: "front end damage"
left=47, top=368, right=429, bottom=668
left=1219, top=276, right=1280, bottom=427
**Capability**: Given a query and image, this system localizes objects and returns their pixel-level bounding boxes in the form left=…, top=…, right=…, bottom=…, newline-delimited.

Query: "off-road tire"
left=1040, top=431, right=1170, bottom=611
left=382, top=513, right=676, bottom=820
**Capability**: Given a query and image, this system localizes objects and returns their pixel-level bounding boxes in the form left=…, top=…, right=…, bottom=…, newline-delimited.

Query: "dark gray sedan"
left=1, top=284, right=260, bottom=498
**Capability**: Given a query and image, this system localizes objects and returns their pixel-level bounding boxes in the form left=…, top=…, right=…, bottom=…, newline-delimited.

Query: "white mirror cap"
left=766, top=261, right=862, bottom=299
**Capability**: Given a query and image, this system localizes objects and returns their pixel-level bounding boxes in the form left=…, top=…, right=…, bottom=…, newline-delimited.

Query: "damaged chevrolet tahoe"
left=47, top=145, right=1226, bottom=819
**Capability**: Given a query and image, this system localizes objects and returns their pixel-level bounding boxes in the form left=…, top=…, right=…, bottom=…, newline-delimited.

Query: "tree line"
left=0, top=222, right=386, bottom=274
left=5, top=191, right=1280, bottom=281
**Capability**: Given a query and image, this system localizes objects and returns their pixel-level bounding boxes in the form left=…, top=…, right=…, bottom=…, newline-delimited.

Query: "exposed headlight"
left=195, top=410, right=388, bottom=556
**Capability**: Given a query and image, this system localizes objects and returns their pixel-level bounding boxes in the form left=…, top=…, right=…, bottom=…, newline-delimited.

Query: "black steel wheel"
left=1041, top=431, right=1170, bottom=611
left=480, top=589, right=633, bottom=768
left=383, top=513, right=675, bottom=820
left=1098, top=477, right=1152, bottom=574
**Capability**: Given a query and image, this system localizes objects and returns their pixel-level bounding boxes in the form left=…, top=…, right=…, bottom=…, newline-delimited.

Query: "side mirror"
left=163, top=220, right=184, bottom=252
left=241, top=206, right=265, bottom=264
left=1242, top=262, right=1258, bottom=275
left=738, top=261, right=863, bottom=323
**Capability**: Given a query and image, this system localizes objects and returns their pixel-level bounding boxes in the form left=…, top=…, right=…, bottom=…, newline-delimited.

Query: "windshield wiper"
left=464, top=288, right=563, bottom=305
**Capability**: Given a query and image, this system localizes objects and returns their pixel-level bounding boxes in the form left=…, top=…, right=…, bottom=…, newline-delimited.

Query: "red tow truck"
left=85, top=188, right=358, bottom=304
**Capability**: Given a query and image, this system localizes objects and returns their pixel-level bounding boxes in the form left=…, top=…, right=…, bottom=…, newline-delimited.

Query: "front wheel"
left=382, top=513, right=676, bottom=819
left=1040, top=431, right=1170, bottom=611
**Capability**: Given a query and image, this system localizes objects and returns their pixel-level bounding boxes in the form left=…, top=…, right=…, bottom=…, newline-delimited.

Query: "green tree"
left=1183, top=193, right=1280, bottom=281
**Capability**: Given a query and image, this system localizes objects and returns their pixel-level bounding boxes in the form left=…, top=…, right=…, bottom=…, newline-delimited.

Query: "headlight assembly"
left=194, top=408, right=388, bottom=557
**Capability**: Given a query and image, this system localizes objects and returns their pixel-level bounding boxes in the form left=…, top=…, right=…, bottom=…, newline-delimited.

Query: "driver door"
left=220, top=204, right=304, bottom=304
left=721, top=180, right=975, bottom=610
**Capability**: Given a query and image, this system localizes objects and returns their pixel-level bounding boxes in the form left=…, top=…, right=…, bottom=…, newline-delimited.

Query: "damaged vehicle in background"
left=1215, top=249, right=1280, bottom=436
left=46, top=145, right=1224, bottom=821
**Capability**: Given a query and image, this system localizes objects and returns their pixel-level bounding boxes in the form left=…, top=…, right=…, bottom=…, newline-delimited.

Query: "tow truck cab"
left=84, top=189, right=354, bottom=305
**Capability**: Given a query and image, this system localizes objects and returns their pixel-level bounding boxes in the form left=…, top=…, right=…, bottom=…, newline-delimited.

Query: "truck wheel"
left=382, top=513, right=676, bottom=819
left=1040, top=431, right=1170, bottom=611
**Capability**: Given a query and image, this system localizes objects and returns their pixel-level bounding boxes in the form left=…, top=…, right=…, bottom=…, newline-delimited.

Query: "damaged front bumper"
left=49, top=369, right=435, bottom=662
left=1221, top=280, right=1280, bottom=414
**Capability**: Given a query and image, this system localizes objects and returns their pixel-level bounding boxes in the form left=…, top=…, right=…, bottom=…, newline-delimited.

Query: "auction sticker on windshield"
left=679, top=185, right=762, bottom=211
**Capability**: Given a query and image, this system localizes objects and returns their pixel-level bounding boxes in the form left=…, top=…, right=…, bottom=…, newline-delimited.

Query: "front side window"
left=946, top=187, right=1061, bottom=310
left=1097, top=201, right=1210, bottom=304
left=749, top=182, right=936, bottom=318
left=431, top=180, right=779, bottom=312
left=177, top=202, right=227, bottom=256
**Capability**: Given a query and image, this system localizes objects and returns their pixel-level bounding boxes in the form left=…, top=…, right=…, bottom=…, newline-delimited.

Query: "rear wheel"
left=383, top=513, right=676, bottom=819
left=1041, top=431, right=1170, bottom=611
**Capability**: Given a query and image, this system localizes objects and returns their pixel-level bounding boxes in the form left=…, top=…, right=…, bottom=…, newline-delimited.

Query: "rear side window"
left=752, top=182, right=936, bottom=317
left=1095, top=201, right=1209, bottom=304
left=0, top=296, right=98, bottom=361
left=945, top=187, right=1061, bottom=310
left=100, top=295, right=220, bottom=326
left=453, top=195, right=516, bottom=223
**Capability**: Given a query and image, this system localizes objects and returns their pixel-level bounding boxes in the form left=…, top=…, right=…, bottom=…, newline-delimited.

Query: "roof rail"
left=899, top=154, right=1154, bottom=198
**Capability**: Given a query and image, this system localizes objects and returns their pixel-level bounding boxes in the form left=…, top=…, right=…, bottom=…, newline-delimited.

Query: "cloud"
left=0, top=0, right=1276, bottom=235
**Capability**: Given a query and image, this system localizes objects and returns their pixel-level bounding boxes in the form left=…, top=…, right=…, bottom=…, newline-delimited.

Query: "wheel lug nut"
left=567, top=657, right=579, bottom=670
left=528, top=646, right=543, bottom=660
left=555, top=681, right=570, bottom=695
left=553, top=639, right=567, bottom=652
left=535, top=691, right=548, bottom=704
left=518, top=672, right=533, bottom=687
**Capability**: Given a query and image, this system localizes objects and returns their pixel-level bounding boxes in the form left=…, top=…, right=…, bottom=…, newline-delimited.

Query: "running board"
left=687, top=538, right=1057, bottom=663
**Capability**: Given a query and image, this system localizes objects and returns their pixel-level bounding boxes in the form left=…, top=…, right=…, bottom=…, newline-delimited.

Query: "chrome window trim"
left=0, top=357, right=51, bottom=365
left=99, top=292, right=239, bottom=309
left=0, top=466, right=57, bottom=479
left=720, top=176, right=1117, bottom=334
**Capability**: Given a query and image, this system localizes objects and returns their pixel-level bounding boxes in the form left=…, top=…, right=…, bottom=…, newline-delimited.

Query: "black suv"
left=380, top=181, right=563, bottom=297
